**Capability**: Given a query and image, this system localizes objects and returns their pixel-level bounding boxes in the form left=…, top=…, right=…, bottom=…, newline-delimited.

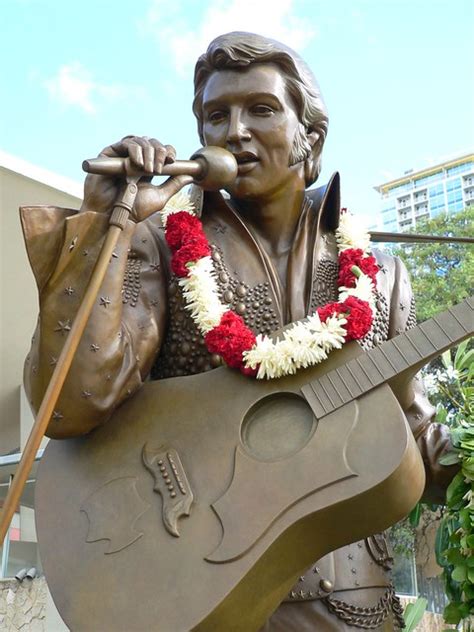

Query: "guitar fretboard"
left=301, top=296, right=473, bottom=419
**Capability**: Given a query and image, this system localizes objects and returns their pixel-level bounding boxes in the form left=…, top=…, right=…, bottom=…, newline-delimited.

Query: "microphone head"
left=190, top=147, right=238, bottom=190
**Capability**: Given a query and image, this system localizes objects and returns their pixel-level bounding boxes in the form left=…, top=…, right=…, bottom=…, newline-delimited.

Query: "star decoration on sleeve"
left=54, top=320, right=71, bottom=335
left=100, top=296, right=111, bottom=308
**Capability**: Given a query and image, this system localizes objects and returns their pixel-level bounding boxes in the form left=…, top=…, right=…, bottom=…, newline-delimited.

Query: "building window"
left=446, top=177, right=462, bottom=192
left=446, top=161, right=474, bottom=177
left=415, top=171, right=443, bottom=188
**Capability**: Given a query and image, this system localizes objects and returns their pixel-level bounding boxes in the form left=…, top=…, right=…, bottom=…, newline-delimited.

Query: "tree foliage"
left=389, top=208, right=474, bottom=627
left=434, top=343, right=474, bottom=625
left=391, top=207, right=473, bottom=323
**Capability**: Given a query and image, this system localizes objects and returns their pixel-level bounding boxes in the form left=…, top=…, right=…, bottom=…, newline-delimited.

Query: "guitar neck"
left=301, top=296, right=473, bottom=419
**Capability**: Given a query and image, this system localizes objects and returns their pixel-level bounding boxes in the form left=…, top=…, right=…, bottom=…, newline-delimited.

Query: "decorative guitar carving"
left=35, top=298, right=473, bottom=631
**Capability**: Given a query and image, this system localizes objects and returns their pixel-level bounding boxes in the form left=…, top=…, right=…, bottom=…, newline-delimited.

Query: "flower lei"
left=162, top=194, right=378, bottom=379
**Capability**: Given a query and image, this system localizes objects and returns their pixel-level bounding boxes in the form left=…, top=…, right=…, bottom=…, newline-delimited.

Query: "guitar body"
left=35, top=342, right=425, bottom=631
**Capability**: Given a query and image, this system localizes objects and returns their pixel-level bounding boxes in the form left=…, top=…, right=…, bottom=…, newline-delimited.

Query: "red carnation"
left=317, top=301, right=344, bottom=323
left=171, top=236, right=211, bottom=277
left=165, top=212, right=204, bottom=251
left=338, top=249, right=379, bottom=288
left=340, top=296, right=373, bottom=340
left=205, top=311, right=257, bottom=370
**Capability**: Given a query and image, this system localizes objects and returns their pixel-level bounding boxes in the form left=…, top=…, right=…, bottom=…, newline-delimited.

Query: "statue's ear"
left=304, top=130, right=323, bottom=186
left=307, top=130, right=320, bottom=149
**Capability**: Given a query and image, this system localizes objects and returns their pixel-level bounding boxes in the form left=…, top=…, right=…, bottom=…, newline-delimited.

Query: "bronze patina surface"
left=22, top=32, right=460, bottom=631
left=34, top=301, right=472, bottom=630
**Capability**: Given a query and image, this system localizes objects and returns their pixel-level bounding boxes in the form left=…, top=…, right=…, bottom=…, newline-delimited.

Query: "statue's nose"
left=226, top=112, right=251, bottom=144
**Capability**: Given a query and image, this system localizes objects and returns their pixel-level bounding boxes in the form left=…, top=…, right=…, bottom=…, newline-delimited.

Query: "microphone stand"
left=0, top=176, right=140, bottom=545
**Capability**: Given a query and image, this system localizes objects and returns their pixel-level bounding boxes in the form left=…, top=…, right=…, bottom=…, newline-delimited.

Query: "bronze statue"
left=21, top=32, right=459, bottom=631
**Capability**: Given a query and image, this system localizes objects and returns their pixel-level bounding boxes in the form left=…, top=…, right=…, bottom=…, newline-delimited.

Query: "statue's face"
left=201, top=63, right=305, bottom=200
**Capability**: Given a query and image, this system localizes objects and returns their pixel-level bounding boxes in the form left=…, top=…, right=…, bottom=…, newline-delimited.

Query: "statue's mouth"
left=233, top=152, right=259, bottom=165
left=233, top=152, right=259, bottom=175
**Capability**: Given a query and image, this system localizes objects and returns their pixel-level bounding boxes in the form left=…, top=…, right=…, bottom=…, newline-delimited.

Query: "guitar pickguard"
left=80, top=477, right=149, bottom=554
left=207, top=400, right=359, bottom=563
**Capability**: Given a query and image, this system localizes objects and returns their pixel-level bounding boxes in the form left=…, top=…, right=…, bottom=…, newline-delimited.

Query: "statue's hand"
left=80, top=136, right=193, bottom=222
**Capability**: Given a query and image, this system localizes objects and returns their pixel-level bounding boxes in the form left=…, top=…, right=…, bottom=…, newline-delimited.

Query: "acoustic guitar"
left=35, top=297, right=473, bottom=631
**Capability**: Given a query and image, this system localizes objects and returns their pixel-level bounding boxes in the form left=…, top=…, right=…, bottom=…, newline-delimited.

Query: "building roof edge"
left=374, top=151, right=474, bottom=193
left=0, top=149, right=83, bottom=200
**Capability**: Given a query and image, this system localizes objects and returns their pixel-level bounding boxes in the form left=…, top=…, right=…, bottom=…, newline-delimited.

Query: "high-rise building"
left=374, top=152, right=474, bottom=232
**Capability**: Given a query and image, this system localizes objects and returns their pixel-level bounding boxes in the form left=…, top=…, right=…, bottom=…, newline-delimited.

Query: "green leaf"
left=435, top=519, right=450, bottom=566
left=445, top=549, right=466, bottom=565
left=443, top=602, right=462, bottom=624
left=446, top=471, right=468, bottom=506
left=441, top=349, right=453, bottom=369
left=451, top=564, right=467, bottom=582
left=466, top=555, right=474, bottom=567
left=459, top=508, right=471, bottom=530
left=403, top=598, right=427, bottom=631
left=464, top=583, right=474, bottom=600
left=439, top=451, right=460, bottom=466
left=454, top=339, right=470, bottom=367
left=409, top=503, right=422, bottom=527
left=466, top=534, right=474, bottom=548
left=468, top=567, right=474, bottom=583
left=436, top=405, right=448, bottom=423
left=457, top=348, right=474, bottom=372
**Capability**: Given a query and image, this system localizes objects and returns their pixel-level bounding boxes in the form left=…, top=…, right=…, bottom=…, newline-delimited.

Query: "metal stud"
left=319, top=579, right=333, bottom=593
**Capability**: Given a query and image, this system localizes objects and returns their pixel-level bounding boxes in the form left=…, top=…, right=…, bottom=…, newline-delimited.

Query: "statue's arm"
left=21, top=205, right=168, bottom=439
left=387, top=255, right=459, bottom=503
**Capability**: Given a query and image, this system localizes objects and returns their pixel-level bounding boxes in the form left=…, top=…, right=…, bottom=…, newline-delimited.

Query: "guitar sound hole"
left=241, top=393, right=316, bottom=461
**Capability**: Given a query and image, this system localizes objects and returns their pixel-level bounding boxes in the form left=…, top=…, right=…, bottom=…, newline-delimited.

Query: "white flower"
left=335, top=212, right=371, bottom=252
left=316, top=314, right=347, bottom=351
left=243, top=314, right=348, bottom=379
left=422, top=373, right=438, bottom=395
left=244, top=335, right=282, bottom=379
left=436, top=370, right=448, bottom=384
left=161, top=191, right=195, bottom=227
left=272, top=339, right=298, bottom=376
left=178, top=257, right=226, bottom=332
left=445, top=366, right=459, bottom=381
left=338, top=274, right=376, bottom=307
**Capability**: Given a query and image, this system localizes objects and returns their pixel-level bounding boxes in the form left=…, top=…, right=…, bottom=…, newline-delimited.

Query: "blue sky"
left=2, top=0, right=473, bottom=224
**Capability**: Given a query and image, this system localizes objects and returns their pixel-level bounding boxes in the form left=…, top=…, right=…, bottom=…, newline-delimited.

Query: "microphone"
left=82, top=146, right=238, bottom=190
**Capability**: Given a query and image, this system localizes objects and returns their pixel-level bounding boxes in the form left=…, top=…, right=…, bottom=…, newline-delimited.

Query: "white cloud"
left=44, top=62, right=125, bottom=114
left=140, top=0, right=317, bottom=76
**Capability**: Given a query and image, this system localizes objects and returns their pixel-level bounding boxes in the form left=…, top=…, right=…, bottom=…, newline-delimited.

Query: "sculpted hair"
left=193, top=31, right=329, bottom=186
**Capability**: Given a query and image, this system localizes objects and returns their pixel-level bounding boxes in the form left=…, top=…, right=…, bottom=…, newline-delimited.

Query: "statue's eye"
left=251, top=105, right=274, bottom=116
left=208, top=110, right=227, bottom=123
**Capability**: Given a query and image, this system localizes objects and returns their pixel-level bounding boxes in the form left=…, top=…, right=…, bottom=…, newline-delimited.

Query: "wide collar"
left=194, top=173, right=341, bottom=326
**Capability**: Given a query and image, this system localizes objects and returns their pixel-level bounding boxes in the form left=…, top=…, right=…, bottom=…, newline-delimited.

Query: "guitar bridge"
left=142, top=444, right=194, bottom=537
